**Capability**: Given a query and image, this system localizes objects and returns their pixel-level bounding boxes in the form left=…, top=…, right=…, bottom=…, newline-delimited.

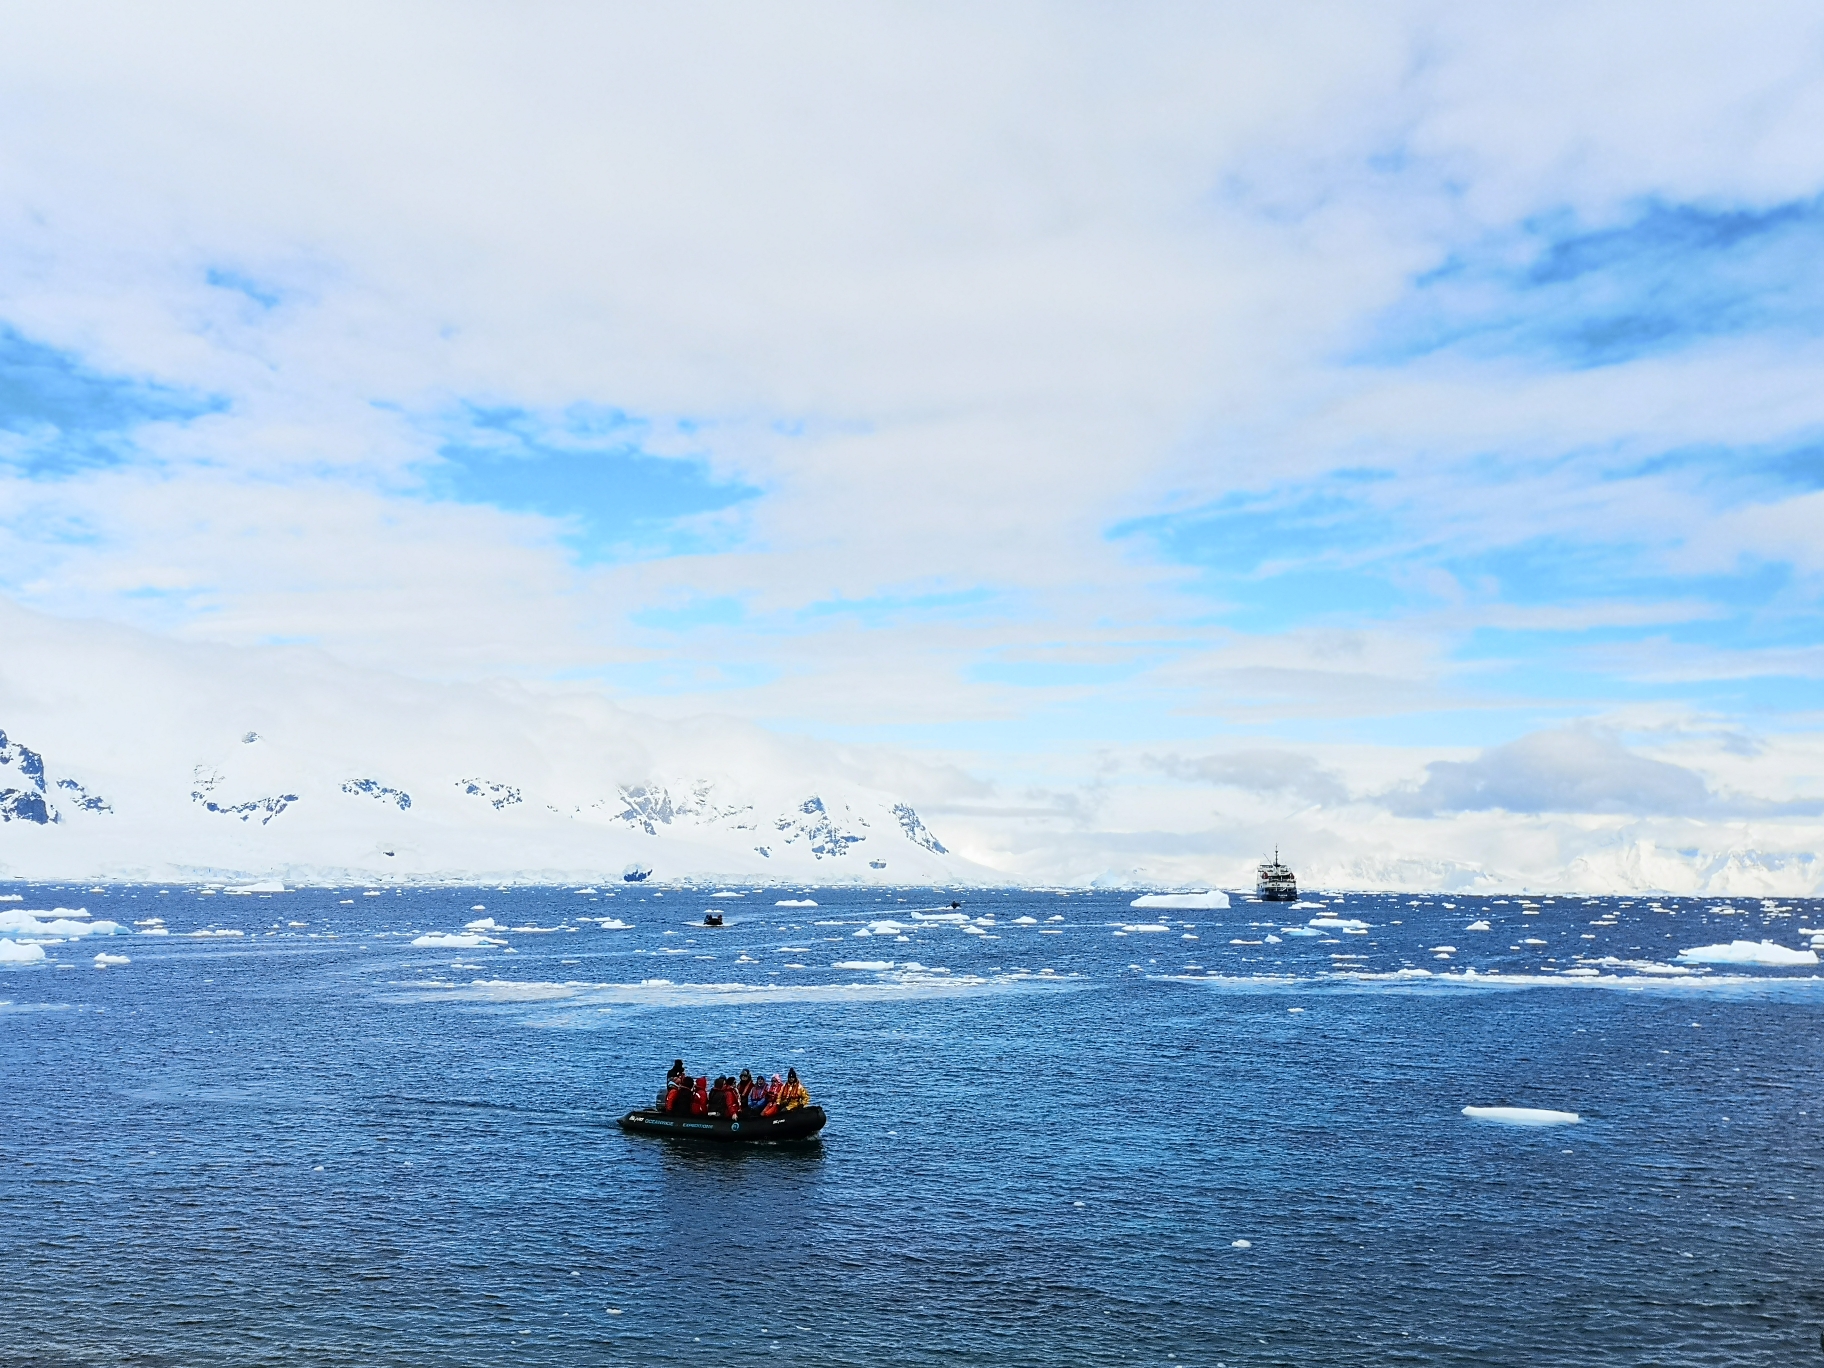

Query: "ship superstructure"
left=1256, top=848, right=1298, bottom=902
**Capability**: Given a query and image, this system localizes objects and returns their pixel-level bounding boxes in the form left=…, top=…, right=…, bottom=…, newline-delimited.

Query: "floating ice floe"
left=833, top=960, right=894, bottom=971
left=1587, top=957, right=1697, bottom=976
left=596, top=918, right=633, bottom=930
left=1281, top=926, right=1324, bottom=937
left=1130, top=892, right=1230, bottom=910
left=1118, top=923, right=1174, bottom=934
left=411, top=932, right=506, bottom=948
left=224, top=881, right=285, bottom=895
left=1465, top=920, right=1492, bottom=932
left=711, top=892, right=745, bottom=899
left=1677, top=940, right=1818, bottom=967
left=1461, top=1106, right=1580, bottom=1127
left=1012, top=916, right=1038, bottom=925
left=0, top=909, right=126, bottom=939
left=776, top=899, right=818, bottom=907
left=465, top=918, right=502, bottom=931
left=93, top=952, right=130, bottom=968
left=0, top=940, right=46, bottom=964
left=1307, top=917, right=1371, bottom=931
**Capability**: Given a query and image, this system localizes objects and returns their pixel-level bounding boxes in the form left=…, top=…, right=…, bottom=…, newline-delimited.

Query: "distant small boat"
left=703, top=912, right=724, bottom=927
left=619, top=1106, right=827, bottom=1143
left=1256, top=848, right=1298, bottom=902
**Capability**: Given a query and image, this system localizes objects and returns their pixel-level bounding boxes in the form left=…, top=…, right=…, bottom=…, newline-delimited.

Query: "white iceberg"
left=833, top=960, right=893, bottom=971
left=0, top=940, right=46, bottom=964
left=1465, top=920, right=1492, bottom=932
left=224, top=880, right=286, bottom=895
left=93, top=952, right=131, bottom=967
left=1119, top=923, right=1174, bottom=933
left=0, top=909, right=126, bottom=939
left=775, top=899, right=818, bottom=907
left=1308, top=917, right=1371, bottom=931
left=1130, top=892, right=1230, bottom=910
left=1462, top=1106, right=1580, bottom=1127
left=412, top=932, right=505, bottom=948
left=1678, top=940, right=1818, bottom=967
left=465, top=918, right=503, bottom=930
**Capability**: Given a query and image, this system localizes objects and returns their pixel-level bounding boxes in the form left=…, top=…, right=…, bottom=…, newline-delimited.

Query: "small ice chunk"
left=832, top=960, right=894, bottom=971
left=1119, top=923, right=1173, bottom=933
left=1432, top=945, right=1457, bottom=953
left=775, top=899, right=818, bottom=907
left=465, top=918, right=503, bottom=930
left=1307, top=917, right=1371, bottom=930
left=1461, top=1106, right=1580, bottom=1127
left=1231, top=1239, right=1251, bottom=1248
left=1012, top=916, right=1039, bottom=925
left=411, top=932, right=505, bottom=948
left=93, top=952, right=130, bottom=967
left=1465, top=920, right=1492, bottom=932
left=224, top=880, right=285, bottom=895
left=0, top=940, right=47, bottom=964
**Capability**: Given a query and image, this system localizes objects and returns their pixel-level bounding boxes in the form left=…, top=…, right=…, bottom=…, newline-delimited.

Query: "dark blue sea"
left=4, top=884, right=1823, bottom=1366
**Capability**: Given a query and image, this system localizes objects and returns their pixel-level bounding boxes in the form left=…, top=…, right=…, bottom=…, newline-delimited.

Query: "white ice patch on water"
left=1588, top=957, right=1698, bottom=976
left=596, top=918, right=633, bottom=930
left=775, top=899, right=818, bottom=907
left=1118, top=923, right=1173, bottom=933
left=711, top=892, right=745, bottom=899
left=224, top=880, right=285, bottom=894
left=0, top=908, right=126, bottom=939
left=911, top=911, right=968, bottom=923
left=1308, top=917, right=1371, bottom=930
left=0, top=940, right=46, bottom=964
left=1130, top=892, right=1230, bottom=910
left=1012, top=916, right=1039, bottom=925
left=412, top=932, right=506, bottom=948
left=1281, top=927, right=1324, bottom=937
left=1465, top=920, right=1492, bottom=932
left=1678, top=940, right=1818, bottom=966
left=93, top=952, right=130, bottom=967
left=1462, top=1106, right=1580, bottom=1127
left=465, top=918, right=502, bottom=930
left=833, top=960, right=894, bottom=971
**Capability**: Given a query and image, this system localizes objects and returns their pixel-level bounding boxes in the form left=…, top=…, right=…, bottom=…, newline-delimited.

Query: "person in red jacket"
left=690, top=1075, right=709, bottom=1115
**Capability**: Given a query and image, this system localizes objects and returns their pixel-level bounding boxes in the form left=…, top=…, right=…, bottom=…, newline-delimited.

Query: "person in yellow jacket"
left=778, top=1067, right=810, bottom=1111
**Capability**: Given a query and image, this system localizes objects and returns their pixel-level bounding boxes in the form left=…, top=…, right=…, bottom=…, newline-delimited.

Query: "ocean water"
left=3, top=884, right=1822, bottom=1366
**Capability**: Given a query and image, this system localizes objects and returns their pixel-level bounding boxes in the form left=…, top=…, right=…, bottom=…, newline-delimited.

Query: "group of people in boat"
left=659, top=1060, right=811, bottom=1118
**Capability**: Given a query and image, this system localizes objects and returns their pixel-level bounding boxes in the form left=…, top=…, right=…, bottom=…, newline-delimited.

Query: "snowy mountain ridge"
left=0, top=600, right=996, bottom=886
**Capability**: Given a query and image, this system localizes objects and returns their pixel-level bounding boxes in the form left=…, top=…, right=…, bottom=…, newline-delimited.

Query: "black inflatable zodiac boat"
left=619, top=1105, right=827, bottom=1143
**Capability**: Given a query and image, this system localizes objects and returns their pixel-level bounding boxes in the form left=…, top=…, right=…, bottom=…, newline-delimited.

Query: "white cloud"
left=1, top=4, right=1823, bottom=882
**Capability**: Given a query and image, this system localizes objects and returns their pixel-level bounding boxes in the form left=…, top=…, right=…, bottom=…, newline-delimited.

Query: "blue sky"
left=0, top=3, right=1821, bottom=883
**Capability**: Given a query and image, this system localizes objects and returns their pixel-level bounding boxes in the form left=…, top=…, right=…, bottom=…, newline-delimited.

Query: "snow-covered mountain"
left=0, top=600, right=996, bottom=886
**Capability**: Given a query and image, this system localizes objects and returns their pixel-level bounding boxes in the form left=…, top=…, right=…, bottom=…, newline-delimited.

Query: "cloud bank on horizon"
left=1, top=3, right=1822, bottom=890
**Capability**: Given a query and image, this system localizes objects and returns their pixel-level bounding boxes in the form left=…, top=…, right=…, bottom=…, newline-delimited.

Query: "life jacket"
left=691, top=1077, right=709, bottom=1115
left=746, top=1084, right=768, bottom=1110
